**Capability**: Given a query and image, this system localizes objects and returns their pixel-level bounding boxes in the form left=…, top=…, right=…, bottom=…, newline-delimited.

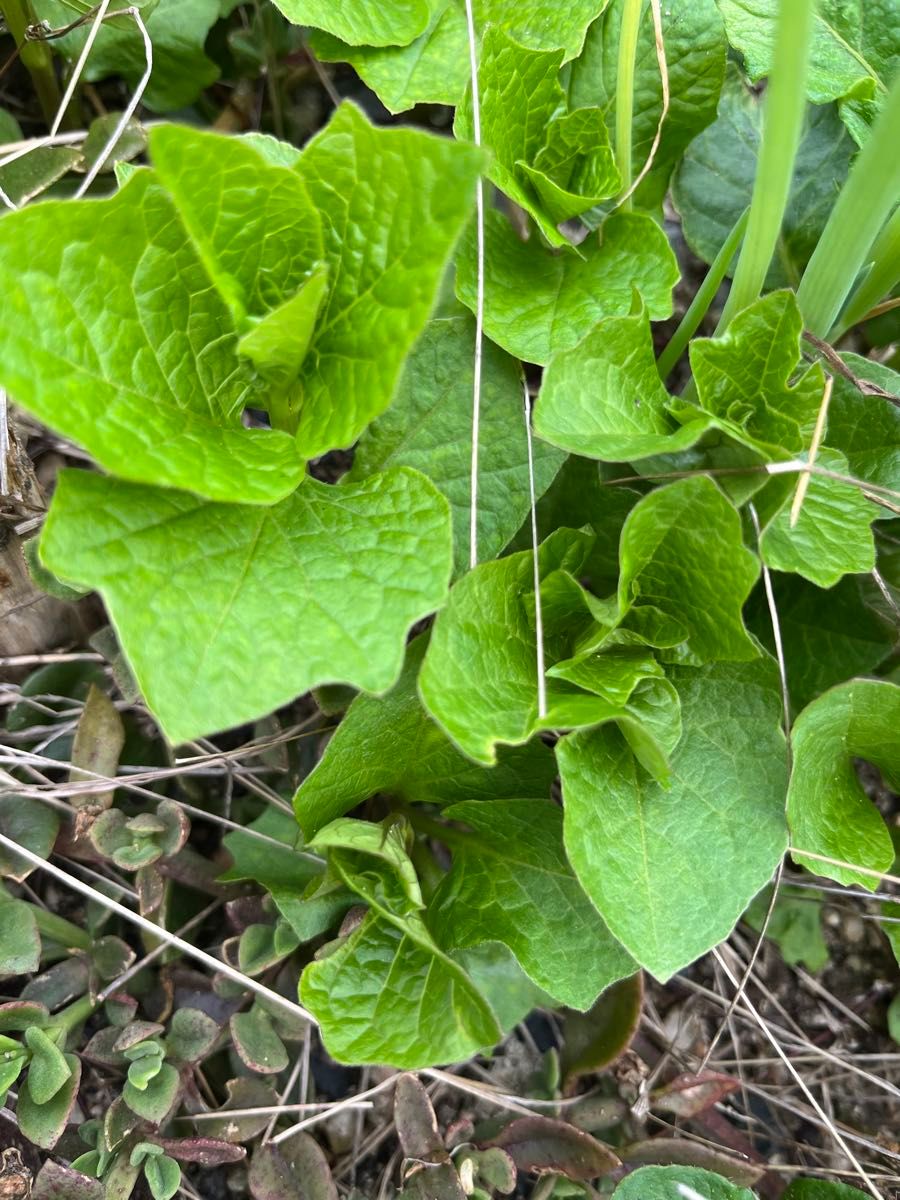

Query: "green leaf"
left=456, top=208, right=678, bottom=365
left=238, top=267, right=330, bottom=390
left=455, top=943, right=552, bottom=1033
left=310, top=818, right=425, bottom=913
left=747, top=573, right=896, bottom=715
left=788, top=680, right=900, bottom=889
left=220, top=810, right=320, bottom=892
left=24, top=1027, right=73, bottom=1105
left=291, top=102, right=483, bottom=455
left=534, top=306, right=708, bottom=461
left=716, top=0, right=896, bottom=113
left=144, top=1155, right=181, bottom=1200
left=0, top=171, right=304, bottom=505
left=33, top=0, right=220, bottom=112
left=559, top=658, right=788, bottom=980
left=40, top=466, right=452, bottom=744
left=148, top=124, right=323, bottom=324
left=566, top=0, right=728, bottom=207
left=455, top=30, right=618, bottom=243
left=673, top=67, right=855, bottom=286
left=0, top=146, right=81, bottom=207
left=612, top=1165, right=756, bottom=1200
left=689, top=291, right=825, bottom=454
left=300, top=909, right=502, bottom=1067
left=309, top=0, right=613, bottom=112
left=0, top=898, right=41, bottom=978
left=166, top=1008, right=220, bottom=1064
left=294, top=634, right=557, bottom=838
left=745, top=884, right=829, bottom=972
left=17, top=1053, right=81, bottom=1150
left=123, top=1062, right=181, bottom=1123
left=269, top=0, right=438, bottom=46
left=757, top=449, right=877, bottom=588
left=0, top=796, right=60, bottom=883
left=428, top=800, right=634, bottom=1008
left=826, top=355, right=900, bottom=494
left=617, top=477, right=760, bottom=665
left=349, top=315, right=565, bottom=575
left=560, top=973, right=643, bottom=1084
left=231, top=1007, right=289, bottom=1075
left=782, top=1181, right=874, bottom=1200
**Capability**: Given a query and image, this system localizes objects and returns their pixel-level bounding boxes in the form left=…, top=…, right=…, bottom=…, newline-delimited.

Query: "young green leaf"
left=24, top=1027, right=73, bottom=1105
left=123, top=1062, right=181, bottom=1123
left=350, top=315, right=565, bottom=575
left=41, top=467, right=452, bottom=744
left=300, top=910, right=502, bottom=1067
left=534, top=306, right=709, bottom=461
left=559, top=659, right=788, bottom=980
left=567, top=0, right=727, bottom=207
left=428, top=800, right=635, bottom=1009
left=689, top=291, right=825, bottom=453
left=291, top=102, right=484, bottom=455
left=757, top=449, right=877, bottom=588
left=294, top=635, right=557, bottom=838
left=148, top=124, right=323, bottom=323
left=455, top=208, right=678, bottom=365
left=143, top=1155, right=181, bottom=1200
left=826, top=355, right=900, bottom=494
left=788, top=680, right=900, bottom=889
left=0, top=172, right=304, bottom=505
left=617, top=477, right=760, bottom=665
left=672, top=68, right=854, bottom=286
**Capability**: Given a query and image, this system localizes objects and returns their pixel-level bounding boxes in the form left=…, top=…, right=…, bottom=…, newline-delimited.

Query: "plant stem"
left=51, top=993, right=97, bottom=1036
left=402, top=807, right=470, bottom=851
left=717, top=0, right=815, bottom=332
left=615, top=0, right=644, bottom=210
left=0, top=0, right=63, bottom=127
left=657, top=206, right=749, bottom=381
left=31, top=905, right=93, bottom=951
left=829, top=203, right=900, bottom=341
left=798, top=73, right=900, bottom=337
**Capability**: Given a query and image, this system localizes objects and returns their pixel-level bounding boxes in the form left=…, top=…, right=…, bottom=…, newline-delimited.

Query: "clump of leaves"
left=1, top=0, right=899, bottom=1193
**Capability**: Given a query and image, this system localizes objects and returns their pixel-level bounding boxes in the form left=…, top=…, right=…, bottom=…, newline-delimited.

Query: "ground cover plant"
left=0, top=0, right=899, bottom=1196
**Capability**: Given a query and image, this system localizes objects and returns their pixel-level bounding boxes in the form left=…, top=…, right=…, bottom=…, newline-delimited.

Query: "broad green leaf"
left=612, top=1165, right=755, bottom=1200
left=716, top=0, right=896, bottom=121
left=291, top=102, right=484, bottom=455
left=41, top=467, right=452, bottom=744
left=747, top=573, right=896, bottom=714
left=349, top=315, right=565, bottom=575
left=0, top=899, right=41, bottom=978
left=0, top=146, right=81, bottom=207
left=294, top=635, right=558, bottom=838
left=456, top=208, right=678, bottom=365
left=788, top=681, right=900, bottom=889
left=617, top=478, right=760, bottom=665
left=17, top=1053, right=81, bottom=1149
left=757, top=449, right=877, bottom=588
left=428, top=800, right=634, bottom=1008
left=560, top=658, right=788, bottom=980
left=566, top=0, right=727, bottom=207
left=673, top=68, right=855, bottom=286
left=745, top=884, right=829, bottom=972
left=309, top=0, right=612, bottom=112
left=300, top=909, right=502, bottom=1067
left=826, top=355, right=900, bottom=494
left=689, top=291, right=825, bottom=453
left=456, top=943, right=552, bottom=1032
left=269, top=0, right=438, bottom=46
left=33, top=0, right=220, bottom=112
left=535, top=307, right=709, bottom=461
left=148, top=125, right=323, bottom=323
left=310, top=818, right=425, bottom=913
left=0, top=172, right=305, bottom=505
